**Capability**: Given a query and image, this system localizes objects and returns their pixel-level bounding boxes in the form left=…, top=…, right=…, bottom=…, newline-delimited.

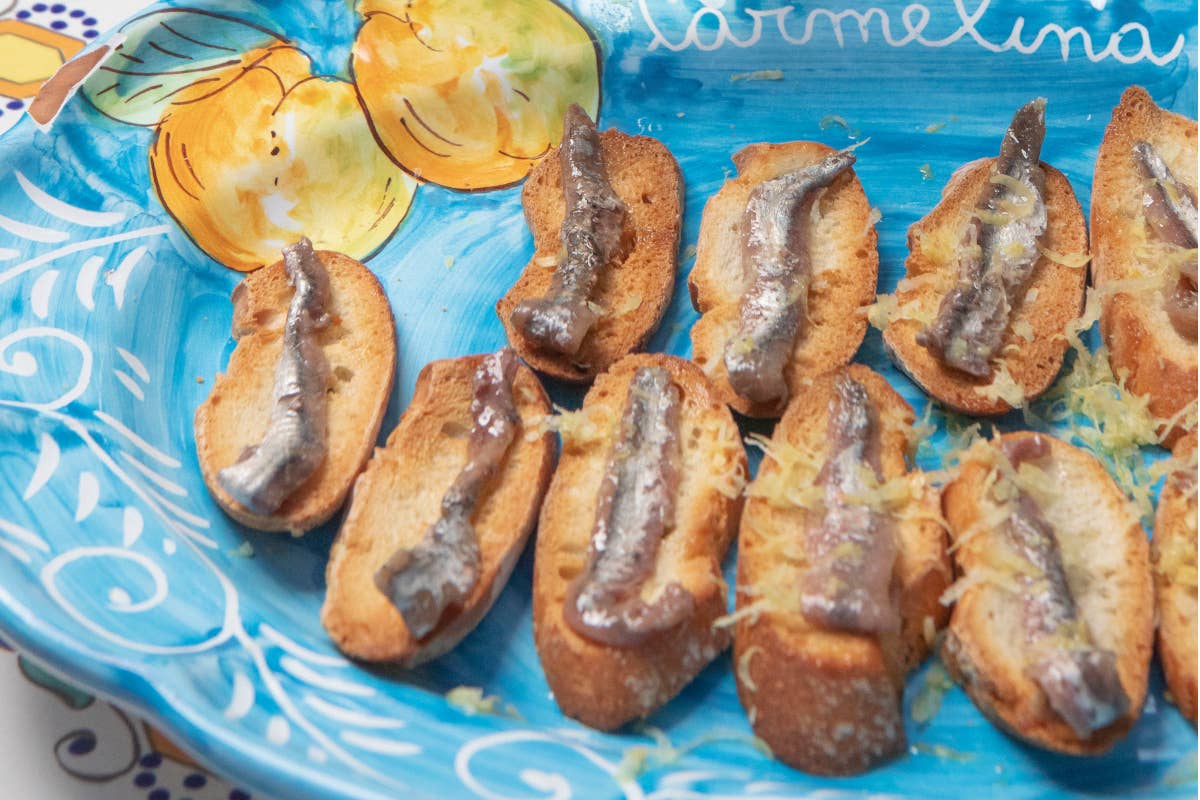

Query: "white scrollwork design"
left=456, top=731, right=647, bottom=800
left=0, top=168, right=431, bottom=797
left=40, top=547, right=230, bottom=655
left=0, top=327, right=92, bottom=411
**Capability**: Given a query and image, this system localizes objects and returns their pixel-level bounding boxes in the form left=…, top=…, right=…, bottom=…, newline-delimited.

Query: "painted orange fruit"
left=150, top=46, right=416, bottom=272
left=353, top=0, right=600, bottom=191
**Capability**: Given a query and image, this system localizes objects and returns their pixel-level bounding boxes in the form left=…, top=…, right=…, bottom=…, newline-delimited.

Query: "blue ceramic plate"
left=0, top=1, right=1195, bottom=798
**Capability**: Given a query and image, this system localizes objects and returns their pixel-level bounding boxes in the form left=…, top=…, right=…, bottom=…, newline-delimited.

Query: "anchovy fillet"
left=564, top=366, right=692, bottom=647
left=375, top=348, right=521, bottom=640
left=1133, top=140, right=1198, bottom=340
left=999, top=435, right=1130, bottom=738
left=219, top=237, right=331, bottom=515
left=725, top=151, right=856, bottom=405
left=799, top=374, right=899, bottom=634
left=918, top=99, right=1049, bottom=377
left=511, top=104, right=627, bottom=356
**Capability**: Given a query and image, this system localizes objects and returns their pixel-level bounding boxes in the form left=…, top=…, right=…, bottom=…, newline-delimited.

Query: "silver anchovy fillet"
left=799, top=374, right=899, bottom=634
left=918, top=99, right=1049, bottom=378
left=564, top=366, right=692, bottom=647
left=1135, top=141, right=1199, bottom=248
left=1000, top=435, right=1129, bottom=738
left=374, top=348, right=521, bottom=639
left=219, top=237, right=331, bottom=515
left=725, top=150, right=856, bottom=405
left=511, top=103, right=627, bottom=357
left=1133, top=140, right=1198, bottom=340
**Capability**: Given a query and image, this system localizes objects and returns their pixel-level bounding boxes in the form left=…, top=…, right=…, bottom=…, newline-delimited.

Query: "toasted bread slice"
left=880, top=159, right=1087, bottom=416
left=322, top=354, right=555, bottom=666
left=941, top=431, right=1154, bottom=754
left=195, top=250, right=395, bottom=534
left=496, top=128, right=682, bottom=382
left=533, top=353, right=746, bottom=730
left=1154, top=431, right=1198, bottom=724
left=688, top=141, right=878, bottom=418
left=732, top=364, right=950, bottom=775
left=1091, top=86, right=1198, bottom=448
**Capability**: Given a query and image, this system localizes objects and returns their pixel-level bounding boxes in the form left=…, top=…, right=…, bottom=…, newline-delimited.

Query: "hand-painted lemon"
left=353, top=0, right=600, bottom=191
left=150, top=46, right=417, bottom=272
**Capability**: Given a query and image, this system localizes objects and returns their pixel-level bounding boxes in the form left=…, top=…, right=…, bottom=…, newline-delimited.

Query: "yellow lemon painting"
left=149, top=46, right=415, bottom=272
left=354, top=0, right=600, bottom=190
left=81, top=3, right=600, bottom=271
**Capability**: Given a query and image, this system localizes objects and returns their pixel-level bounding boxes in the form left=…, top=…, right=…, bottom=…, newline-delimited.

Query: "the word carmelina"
left=638, top=0, right=1187, bottom=66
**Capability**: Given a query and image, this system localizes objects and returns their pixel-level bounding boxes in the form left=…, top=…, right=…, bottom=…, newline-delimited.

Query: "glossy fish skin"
left=564, top=366, right=692, bottom=647
left=999, top=435, right=1130, bottom=739
left=375, top=348, right=521, bottom=640
left=1133, top=140, right=1198, bottom=340
left=799, top=374, right=899, bottom=635
left=511, top=104, right=627, bottom=356
left=918, top=99, right=1048, bottom=378
left=725, top=151, right=856, bottom=405
left=219, top=237, right=331, bottom=515
left=1135, top=141, right=1199, bottom=249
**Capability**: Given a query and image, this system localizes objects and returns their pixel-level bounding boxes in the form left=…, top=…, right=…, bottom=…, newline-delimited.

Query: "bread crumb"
left=614, top=726, right=773, bottom=783
left=919, top=164, right=935, bottom=181
left=445, top=686, right=522, bottom=719
left=924, top=121, right=947, bottom=133
left=444, top=255, right=455, bottom=268
left=910, top=660, right=954, bottom=724
left=196, top=377, right=205, bottom=384
left=228, top=541, right=254, bottom=559
left=820, top=115, right=864, bottom=139
left=676, top=111, right=686, bottom=118
left=730, top=69, right=783, bottom=82
left=910, top=742, right=974, bottom=762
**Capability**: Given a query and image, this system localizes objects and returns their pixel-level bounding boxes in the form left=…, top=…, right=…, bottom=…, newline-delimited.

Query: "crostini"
left=497, top=104, right=683, bottom=382
left=879, top=100, right=1088, bottom=415
left=689, top=141, right=878, bottom=417
left=1091, top=86, right=1198, bottom=447
left=941, top=431, right=1154, bottom=754
left=533, top=353, right=746, bottom=730
left=732, top=364, right=949, bottom=774
left=194, top=238, right=396, bottom=534
left=322, top=348, right=555, bottom=666
left=1154, top=431, right=1198, bottom=724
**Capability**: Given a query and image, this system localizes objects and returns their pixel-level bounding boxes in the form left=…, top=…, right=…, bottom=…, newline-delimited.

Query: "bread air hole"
left=334, top=365, right=354, bottom=383
left=321, top=324, right=349, bottom=345
left=253, top=309, right=280, bottom=329
left=440, top=420, right=470, bottom=439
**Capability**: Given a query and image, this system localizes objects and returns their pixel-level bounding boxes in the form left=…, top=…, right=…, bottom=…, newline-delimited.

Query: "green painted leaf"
left=18, top=655, right=94, bottom=710
left=82, top=8, right=286, bottom=127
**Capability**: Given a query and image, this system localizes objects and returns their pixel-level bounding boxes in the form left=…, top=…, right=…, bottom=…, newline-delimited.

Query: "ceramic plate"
left=0, top=1, right=1195, bottom=798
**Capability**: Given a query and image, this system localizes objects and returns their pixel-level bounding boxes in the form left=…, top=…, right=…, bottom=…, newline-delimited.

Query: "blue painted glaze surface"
left=0, top=1, right=1194, bottom=798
